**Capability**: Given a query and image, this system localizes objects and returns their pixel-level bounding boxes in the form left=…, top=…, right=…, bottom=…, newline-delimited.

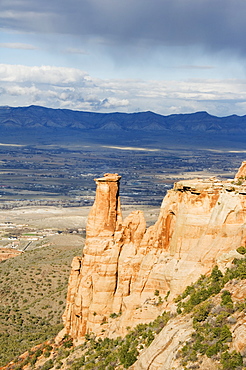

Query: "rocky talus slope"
left=59, top=162, right=246, bottom=342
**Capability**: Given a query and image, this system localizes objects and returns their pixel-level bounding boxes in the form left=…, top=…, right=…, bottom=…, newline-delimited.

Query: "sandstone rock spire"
left=86, top=173, right=122, bottom=238
left=60, top=163, right=246, bottom=343
left=234, top=161, right=246, bottom=180
left=60, top=173, right=124, bottom=341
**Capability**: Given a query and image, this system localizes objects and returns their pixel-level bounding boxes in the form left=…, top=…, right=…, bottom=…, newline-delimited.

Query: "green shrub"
left=109, top=312, right=118, bottom=318
left=178, top=260, right=246, bottom=369
left=215, top=325, right=232, bottom=343
left=119, top=345, right=138, bottom=368
left=236, top=246, right=246, bottom=255
left=215, top=311, right=230, bottom=324
left=221, top=350, right=243, bottom=370
left=206, top=342, right=222, bottom=357
left=57, top=348, right=70, bottom=360
left=211, top=266, right=223, bottom=282
left=70, top=356, right=85, bottom=370
left=63, top=338, right=73, bottom=348
left=193, top=302, right=211, bottom=323
left=40, top=359, right=54, bottom=370
left=146, top=331, right=155, bottom=346
left=221, top=291, right=233, bottom=306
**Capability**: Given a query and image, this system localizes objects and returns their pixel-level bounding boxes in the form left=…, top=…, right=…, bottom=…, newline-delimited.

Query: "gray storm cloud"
left=1, top=0, right=246, bottom=54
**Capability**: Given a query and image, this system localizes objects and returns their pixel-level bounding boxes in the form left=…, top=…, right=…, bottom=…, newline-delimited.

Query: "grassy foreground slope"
left=0, top=238, right=84, bottom=366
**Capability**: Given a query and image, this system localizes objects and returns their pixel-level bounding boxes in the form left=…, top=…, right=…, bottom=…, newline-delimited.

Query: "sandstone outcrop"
left=61, top=165, right=246, bottom=342
left=0, top=248, right=22, bottom=262
left=129, top=315, right=194, bottom=370
left=234, top=160, right=246, bottom=180
left=131, top=278, right=246, bottom=370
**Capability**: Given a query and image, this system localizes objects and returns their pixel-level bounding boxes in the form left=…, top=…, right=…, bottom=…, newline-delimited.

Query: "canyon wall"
left=60, top=164, right=246, bottom=342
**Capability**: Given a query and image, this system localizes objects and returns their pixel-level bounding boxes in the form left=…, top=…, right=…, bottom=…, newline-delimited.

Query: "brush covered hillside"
left=0, top=241, right=84, bottom=366
left=2, top=252, right=246, bottom=370
left=0, top=105, right=246, bottom=149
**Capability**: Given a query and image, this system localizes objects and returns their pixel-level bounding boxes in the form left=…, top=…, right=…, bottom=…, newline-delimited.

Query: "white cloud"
left=0, top=64, right=89, bottom=84
left=1, top=64, right=246, bottom=116
left=0, top=42, right=37, bottom=50
left=4, top=85, right=39, bottom=96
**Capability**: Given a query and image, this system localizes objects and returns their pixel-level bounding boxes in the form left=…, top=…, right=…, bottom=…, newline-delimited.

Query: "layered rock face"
left=61, top=167, right=246, bottom=342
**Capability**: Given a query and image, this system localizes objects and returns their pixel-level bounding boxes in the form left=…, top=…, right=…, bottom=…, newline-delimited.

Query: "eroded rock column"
left=86, top=173, right=122, bottom=237
left=61, top=173, right=123, bottom=341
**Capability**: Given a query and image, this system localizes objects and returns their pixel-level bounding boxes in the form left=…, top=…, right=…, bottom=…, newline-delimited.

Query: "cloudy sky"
left=1, top=0, right=246, bottom=116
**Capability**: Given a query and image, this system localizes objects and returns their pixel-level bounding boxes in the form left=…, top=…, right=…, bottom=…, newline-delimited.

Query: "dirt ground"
left=0, top=204, right=160, bottom=230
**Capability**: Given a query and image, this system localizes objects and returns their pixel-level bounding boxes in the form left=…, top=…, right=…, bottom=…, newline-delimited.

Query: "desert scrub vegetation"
left=177, top=257, right=246, bottom=369
left=0, top=242, right=82, bottom=366
left=62, top=311, right=171, bottom=370
left=175, top=256, right=246, bottom=314
left=4, top=341, right=58, bottom=370
left=7, top=312, right=172, bottom=370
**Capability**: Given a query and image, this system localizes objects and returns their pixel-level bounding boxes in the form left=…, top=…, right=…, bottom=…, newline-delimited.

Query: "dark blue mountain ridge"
left=0, top=105, right=246, bottom=133
left=0, top=105, right=246, bottom=150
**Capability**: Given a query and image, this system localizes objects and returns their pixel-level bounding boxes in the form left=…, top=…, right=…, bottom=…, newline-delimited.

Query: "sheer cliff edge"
left=57, top=163, right=246, bottom=343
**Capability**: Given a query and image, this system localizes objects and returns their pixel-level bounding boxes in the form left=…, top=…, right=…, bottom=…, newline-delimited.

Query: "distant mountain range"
left=1, top=105, right=246, bottom=132
left=0, top=105, right=245, bottom=149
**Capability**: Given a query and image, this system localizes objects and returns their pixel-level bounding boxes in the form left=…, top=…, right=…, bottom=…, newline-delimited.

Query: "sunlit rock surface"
left=60, top=165, right=246, bottom=342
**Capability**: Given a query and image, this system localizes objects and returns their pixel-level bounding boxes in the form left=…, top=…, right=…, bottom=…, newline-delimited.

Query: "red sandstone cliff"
left=59, top=166, right=246, bottom=343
